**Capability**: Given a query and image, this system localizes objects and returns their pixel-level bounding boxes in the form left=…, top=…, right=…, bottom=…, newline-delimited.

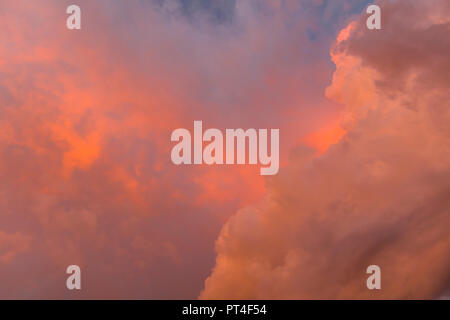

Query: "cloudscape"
left=0, top=0, right=448, bottom=299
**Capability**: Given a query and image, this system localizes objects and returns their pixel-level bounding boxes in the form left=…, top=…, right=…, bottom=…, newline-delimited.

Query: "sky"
left=0, top=0, right=448, bottom=299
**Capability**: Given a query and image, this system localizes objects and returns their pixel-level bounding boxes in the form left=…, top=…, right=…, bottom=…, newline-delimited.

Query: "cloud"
left=0, top=0, right=362, bottom=298
left=0, top=232, right=31, bottom=264
left=201, top=0, right=450, bottom=299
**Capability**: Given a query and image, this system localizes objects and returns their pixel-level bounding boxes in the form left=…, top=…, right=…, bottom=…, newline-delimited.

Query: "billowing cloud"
left=201, top=0, right=450, bottom=299
left=0, top=0, right=368, bottom=298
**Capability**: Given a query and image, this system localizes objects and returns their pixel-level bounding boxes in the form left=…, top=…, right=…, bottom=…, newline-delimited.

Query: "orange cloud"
left=201, top=0, right=450, bottom=299
left=303, top=117, right=346, bottom=153
left=0, top=0, right=343, bottom=298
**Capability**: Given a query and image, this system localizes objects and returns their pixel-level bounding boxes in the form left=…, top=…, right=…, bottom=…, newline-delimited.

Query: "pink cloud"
left=201, top=0, right=450, bottom=299
left=0, top=0, right=342, bottom=298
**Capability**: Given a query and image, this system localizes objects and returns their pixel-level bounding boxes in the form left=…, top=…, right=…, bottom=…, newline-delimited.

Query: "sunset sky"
left=0, top=0, right=449, bottom=299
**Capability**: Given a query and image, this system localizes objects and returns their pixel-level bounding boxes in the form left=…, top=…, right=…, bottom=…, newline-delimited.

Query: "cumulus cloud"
left=201, top=0, right=450, bottom=299
left=0, top=0, right=363, bottom=298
